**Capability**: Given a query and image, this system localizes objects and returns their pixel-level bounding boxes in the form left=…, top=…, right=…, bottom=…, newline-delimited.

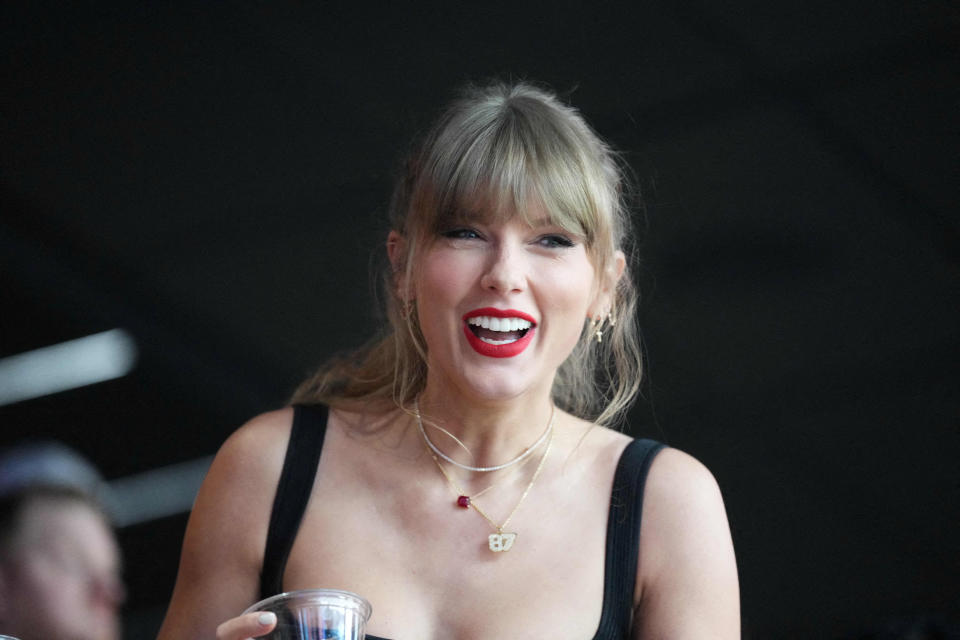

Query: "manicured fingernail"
left=258, top=612, right=276, bottom=626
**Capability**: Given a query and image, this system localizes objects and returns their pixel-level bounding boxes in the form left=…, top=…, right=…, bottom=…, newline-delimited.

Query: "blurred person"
left=0, top=443, right=125, bottom=640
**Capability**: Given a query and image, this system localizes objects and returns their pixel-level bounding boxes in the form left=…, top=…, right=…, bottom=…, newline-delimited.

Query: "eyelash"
left=440, top=228, right=576, bottom=249
left=441, top=228, right=482, bottom=240
left=537, top=234, right=575, bottom=248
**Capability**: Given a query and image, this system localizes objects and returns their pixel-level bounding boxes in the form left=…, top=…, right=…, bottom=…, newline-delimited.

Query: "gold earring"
left=589, top=313, right=604, bottom=343
left=592, top=308, right=615, bottom=343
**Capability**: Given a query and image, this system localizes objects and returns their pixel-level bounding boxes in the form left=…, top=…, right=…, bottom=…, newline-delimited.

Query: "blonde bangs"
left=416, top=91, right=615, bottom=265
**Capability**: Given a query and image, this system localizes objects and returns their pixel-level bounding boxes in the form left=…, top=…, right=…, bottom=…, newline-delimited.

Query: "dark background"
left=2, top=2, right=957, bottom=638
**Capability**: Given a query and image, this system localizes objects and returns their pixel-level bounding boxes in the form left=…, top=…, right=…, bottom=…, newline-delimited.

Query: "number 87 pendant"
left=488, top=531, right=517, bottom=552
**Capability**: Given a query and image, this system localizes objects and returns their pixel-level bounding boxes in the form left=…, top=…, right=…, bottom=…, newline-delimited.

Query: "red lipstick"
left=462, top=308, right=537, bottom=358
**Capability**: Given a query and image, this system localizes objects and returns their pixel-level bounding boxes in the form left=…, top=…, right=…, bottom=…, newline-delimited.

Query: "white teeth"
left=466, top=316, right=533, bottom=332
left=480, top=336, right=518, bottom=345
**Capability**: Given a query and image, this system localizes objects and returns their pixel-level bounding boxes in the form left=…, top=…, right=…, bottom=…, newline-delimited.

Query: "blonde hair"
left=293, top=81, right=642, bottom=428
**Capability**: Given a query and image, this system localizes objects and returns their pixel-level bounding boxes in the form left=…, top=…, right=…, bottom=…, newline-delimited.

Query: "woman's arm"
left=633, top=448, right=740, bottom=639
left=156, top=409, right=293, bottom=640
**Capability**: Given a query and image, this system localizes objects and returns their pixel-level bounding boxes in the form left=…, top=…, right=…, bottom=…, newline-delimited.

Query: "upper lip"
left=462, top=307, right=537, bottom=325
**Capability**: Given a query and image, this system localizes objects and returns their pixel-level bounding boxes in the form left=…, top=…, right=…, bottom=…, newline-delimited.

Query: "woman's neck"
left=414, top=386, right=556, bottom=470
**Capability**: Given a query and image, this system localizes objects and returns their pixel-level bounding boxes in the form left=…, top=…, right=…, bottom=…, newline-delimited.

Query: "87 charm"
left=488, top=532, right=517, bottom=552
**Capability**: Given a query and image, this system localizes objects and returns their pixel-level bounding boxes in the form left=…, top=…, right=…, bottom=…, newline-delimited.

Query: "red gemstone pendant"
left=457, top=495, right=470, bottom=508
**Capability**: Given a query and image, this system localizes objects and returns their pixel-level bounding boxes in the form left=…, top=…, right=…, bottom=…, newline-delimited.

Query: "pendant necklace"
left=435, top=441, right=537, bottom=507
left=425, top=423, right=554, bottom=553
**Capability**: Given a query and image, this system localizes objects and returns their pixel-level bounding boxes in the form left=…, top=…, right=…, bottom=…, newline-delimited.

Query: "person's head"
left=295, top=80, right=642, bottom=426
left=0, top=447, right=124, bottom=640
left=387, top=81, right=641, bottom=423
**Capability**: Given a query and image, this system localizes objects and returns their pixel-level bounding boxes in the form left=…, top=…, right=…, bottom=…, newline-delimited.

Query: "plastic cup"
left=243, top=589, right=372, bottom=640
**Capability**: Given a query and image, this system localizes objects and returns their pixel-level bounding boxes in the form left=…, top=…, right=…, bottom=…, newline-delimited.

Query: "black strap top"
left=260, top=404, right=664, bottom=640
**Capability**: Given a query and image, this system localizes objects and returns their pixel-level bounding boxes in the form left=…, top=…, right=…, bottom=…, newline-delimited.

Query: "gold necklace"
left=429, top=438, right=539, bottom=509
left=416, top=399, right=555, bottom=472
left=426, top=425, right=554, bottom=553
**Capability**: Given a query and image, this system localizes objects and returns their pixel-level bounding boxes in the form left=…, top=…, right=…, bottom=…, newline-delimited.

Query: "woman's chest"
left=282, top=477, right=611, bottom=640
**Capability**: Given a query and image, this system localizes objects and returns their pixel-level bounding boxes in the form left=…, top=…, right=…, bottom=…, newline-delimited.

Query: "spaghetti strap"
left=592, top=438, right=665, bottom=639
left=259, top=404, right=328, bottom=599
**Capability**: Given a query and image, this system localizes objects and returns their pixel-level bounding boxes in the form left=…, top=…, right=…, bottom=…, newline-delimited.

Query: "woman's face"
left=404, top=205, right=612, bottom=404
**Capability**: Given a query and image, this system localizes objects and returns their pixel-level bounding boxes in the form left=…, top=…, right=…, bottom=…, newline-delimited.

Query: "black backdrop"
left=2, top=2, right=958, bottom=638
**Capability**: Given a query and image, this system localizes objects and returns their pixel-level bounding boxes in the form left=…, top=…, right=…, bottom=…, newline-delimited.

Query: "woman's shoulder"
left=634, top=446, right=740, bottom=635
left=157, top=408, right=301, bottom=639
left=222, top=407, right=296, bottom=457
left=640, top=446, right=728, bottom=548
left=643, top=446, right=726, bottom=526
left=581, top=419, right=717, bottom=496
left=202, top=408, right=297, bottom=512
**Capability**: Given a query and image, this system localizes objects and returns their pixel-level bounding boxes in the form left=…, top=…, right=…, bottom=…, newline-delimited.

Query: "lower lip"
left=462, top=324, right=535, bottom=358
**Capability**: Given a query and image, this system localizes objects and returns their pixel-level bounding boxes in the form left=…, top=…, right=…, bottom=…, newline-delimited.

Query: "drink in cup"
left=243, top=589, right=372, bottom=640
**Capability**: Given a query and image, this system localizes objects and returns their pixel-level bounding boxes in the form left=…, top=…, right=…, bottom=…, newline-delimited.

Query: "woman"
left=157, top=81, right=739, bottom=639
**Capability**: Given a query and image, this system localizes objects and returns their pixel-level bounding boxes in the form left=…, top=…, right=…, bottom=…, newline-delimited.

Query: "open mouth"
left=466, top=315, right=533, bottom=345
left=461, top=308, right=537, bottom=358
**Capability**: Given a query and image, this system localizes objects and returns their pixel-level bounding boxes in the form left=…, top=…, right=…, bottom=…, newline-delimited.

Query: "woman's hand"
left=215, top=611, right=277, bottom=639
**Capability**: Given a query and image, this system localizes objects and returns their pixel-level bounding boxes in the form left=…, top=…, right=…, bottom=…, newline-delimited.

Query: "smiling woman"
left=157, top=81, right=739, bottom=640
left=300, top=82, right=641, bottom=427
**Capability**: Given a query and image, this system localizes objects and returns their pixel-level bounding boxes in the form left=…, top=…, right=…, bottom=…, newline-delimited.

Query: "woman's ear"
left=609, top=249, right=627, bottom=287
left=590, top=250, right=626, bottom=317
left=386, top=230, right=404, bottom=271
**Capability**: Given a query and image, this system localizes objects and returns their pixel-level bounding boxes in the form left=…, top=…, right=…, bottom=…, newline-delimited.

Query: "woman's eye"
left=536, top=234, right=576, bottom=248
left=441, top=228, right=482, bottom=240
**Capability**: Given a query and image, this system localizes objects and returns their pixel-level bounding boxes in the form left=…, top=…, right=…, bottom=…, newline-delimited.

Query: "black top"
left=260, top=404, right=664, bottom=640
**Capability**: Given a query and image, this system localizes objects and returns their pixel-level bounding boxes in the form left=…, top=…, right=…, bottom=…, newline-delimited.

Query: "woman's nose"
left=480, top=243, right=526, bottom=293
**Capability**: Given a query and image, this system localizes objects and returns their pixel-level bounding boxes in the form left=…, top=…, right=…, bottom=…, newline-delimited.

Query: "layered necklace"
left=416, top=400, right=555, bottom=472
left=415, top=400, right=555, bottom=552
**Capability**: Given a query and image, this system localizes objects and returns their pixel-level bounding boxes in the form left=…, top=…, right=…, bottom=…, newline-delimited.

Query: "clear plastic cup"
left=243, top=589, right=372, bottom=640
